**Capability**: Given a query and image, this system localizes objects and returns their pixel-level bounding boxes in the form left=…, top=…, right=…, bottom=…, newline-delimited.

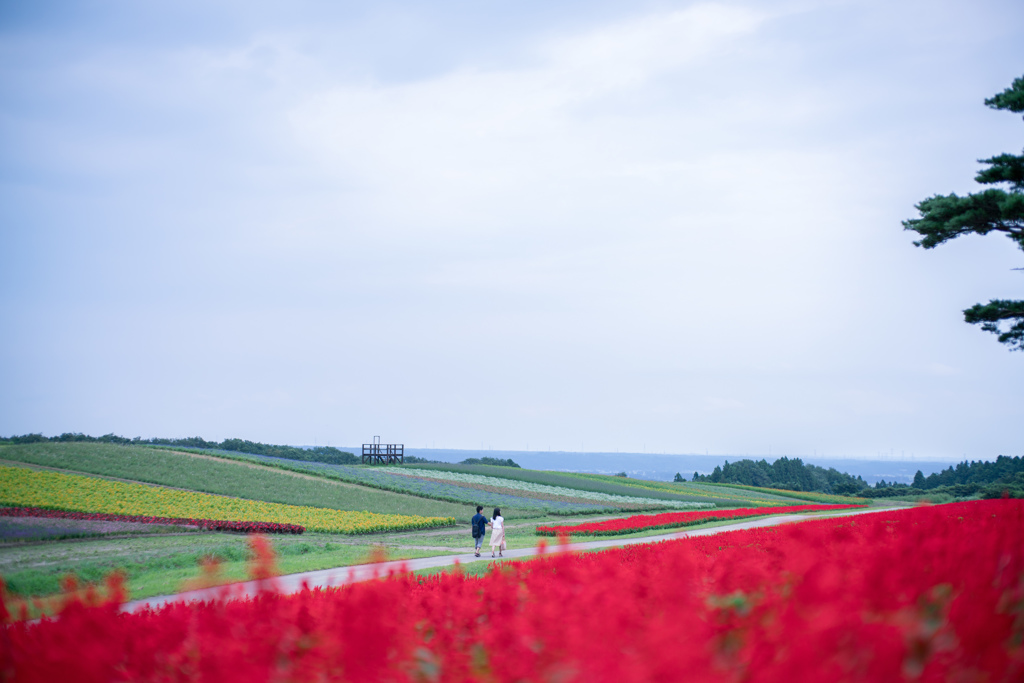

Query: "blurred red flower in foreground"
left=2, top=500, right=1021, bottom=682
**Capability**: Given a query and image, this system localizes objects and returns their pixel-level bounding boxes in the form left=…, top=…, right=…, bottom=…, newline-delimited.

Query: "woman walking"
left=488, top=507, right=505, bottom=558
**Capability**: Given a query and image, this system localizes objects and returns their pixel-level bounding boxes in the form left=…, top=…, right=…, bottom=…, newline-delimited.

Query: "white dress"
left=489, top=515, right=505, bottom=551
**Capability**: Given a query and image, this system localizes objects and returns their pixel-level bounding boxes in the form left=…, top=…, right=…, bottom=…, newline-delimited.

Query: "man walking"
left=471, top=505, right=487, bottom=557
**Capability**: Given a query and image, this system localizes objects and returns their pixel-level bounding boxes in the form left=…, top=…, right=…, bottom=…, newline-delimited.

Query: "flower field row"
left=560, top=472, right=791, bottom=506
left=697, top=481, right=871, bottom=505
left=4, top=500, right=1021, bottom=682
left=200, top=450, right=737, bottom=514
left=536, top=503, right=866, bottom=536
left=403, top=464, right=719, bottom=505
left=381, top=467, right=713, bottom=509
left=0, top=506, right=305, bottom=535
left=0, top=466, right=454, bottom=534
left=204, top=453, right=618, bottom=514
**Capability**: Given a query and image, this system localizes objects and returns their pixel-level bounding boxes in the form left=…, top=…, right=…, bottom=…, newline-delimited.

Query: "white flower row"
left=381, top=468, right=714, bottom=509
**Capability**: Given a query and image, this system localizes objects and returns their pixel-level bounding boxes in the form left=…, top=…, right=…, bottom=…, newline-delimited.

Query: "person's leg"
left=475, top=536, right=482, bottom=556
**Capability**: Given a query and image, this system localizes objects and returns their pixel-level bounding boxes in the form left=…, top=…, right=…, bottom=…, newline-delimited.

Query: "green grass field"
left=555, top=472, right=812, bottom=506
left=402, top=463, right=856, bottom=507
left=0, top=442, right=473, bottom=519
left=0, top=441, right=873, bottom=611
left=142, top=446, right=571, bottom=517
left=399, top=462, right=749, bottom=506
left=690, top=481, right=871, bottom=505
left=0, top=530, right=460, bottom=612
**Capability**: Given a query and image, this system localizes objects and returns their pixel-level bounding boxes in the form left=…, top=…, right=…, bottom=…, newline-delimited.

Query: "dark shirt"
left=471, top=513, right=487, bottom=538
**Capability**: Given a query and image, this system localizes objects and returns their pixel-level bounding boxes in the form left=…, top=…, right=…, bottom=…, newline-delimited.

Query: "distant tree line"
left=674, top=455, right=1024, bottom=499
left=0, top=433, right=359, bottom=466
left=458, top=457, right=520, bottom=468
left=679, top=457, right=867, bottom=495
left=863, top=456, right=1024, bottom=500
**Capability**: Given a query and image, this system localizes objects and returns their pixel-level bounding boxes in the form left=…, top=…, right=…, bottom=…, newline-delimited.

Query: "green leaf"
left=963, top=300, right=1024, bottom=351
left=976, top=152, right=1024, bottom=191
left=902, top=189, right=1024, bottom=251
left=984, top=76, right=1024, bottom=115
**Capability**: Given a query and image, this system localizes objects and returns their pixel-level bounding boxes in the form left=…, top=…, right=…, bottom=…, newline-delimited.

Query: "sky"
left=1, top=0, right=1022, bottom=462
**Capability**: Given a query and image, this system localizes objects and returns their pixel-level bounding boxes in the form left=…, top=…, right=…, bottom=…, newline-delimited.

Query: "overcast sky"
left=1, top=0, right=1022, bottom=461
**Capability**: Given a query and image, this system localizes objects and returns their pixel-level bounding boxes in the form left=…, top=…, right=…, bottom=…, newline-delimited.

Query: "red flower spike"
left=102, top=571, right=126, bottom=606
left=0, top=578, right=9, bottom=624
left=246, top=535, right=279, bottom=585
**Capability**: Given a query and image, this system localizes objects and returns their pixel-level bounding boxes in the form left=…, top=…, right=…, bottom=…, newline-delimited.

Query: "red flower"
left=536, top=504, right=863, bottom=536
left=3, top=501, right=1022, bottom=682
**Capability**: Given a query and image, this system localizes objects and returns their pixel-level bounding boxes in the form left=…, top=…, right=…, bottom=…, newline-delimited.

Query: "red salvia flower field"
left=0, top=505, right=305, bottom=534
left=536, top=502, right=865, bottom=536
left=2, top=500, right=1022, bottom=682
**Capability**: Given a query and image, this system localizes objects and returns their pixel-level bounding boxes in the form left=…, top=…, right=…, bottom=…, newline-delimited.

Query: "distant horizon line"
left=2, top=432, right=1000, bottom=465
left=322, top=445, right=1003, bottom=464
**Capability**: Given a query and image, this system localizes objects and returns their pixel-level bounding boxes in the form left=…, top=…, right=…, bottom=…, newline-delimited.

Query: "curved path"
left=122, top=506, right=897, bottom=614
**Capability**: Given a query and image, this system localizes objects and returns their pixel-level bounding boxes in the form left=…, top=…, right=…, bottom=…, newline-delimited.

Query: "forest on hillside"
left=681, top=457, right=867, bottom=495
left=0, top=433, right=359, bottom=465
left=678, top=455, right=1024, bottom=499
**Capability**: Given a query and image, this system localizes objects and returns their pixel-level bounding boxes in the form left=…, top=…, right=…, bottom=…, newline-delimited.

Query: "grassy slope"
left=399, top=463, right=744, bottom=506
left=558, top=473, right=806, bottom=506
left=0, top=531, right=457, bottom=606
left=0, top=443, right=471, bottom=519
left=1, top=443, right=869, bottom=607
left=1, top=508, right=866, bottom=603
left=0, top=516, right=193, bottom=543
left=403, top=464, right=842, bottom=507
left=693, top=481, right=871, bottom=505
left=550, top=473, right=869, bottom=507
left=144, top=447, right=579, bottom=516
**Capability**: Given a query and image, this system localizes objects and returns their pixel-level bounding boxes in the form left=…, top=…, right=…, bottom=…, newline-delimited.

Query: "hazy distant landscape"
left=351, top=448, right=956, bottom=485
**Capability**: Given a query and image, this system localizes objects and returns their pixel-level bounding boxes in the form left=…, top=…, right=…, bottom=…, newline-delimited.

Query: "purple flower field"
left=0, top=515, right=188, bottom=543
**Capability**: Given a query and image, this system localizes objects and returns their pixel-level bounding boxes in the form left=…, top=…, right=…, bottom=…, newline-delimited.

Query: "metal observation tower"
left=361, top=436, right=404, bottom=464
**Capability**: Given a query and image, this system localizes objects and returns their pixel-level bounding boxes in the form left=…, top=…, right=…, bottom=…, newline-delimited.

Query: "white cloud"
left=3, top=0, right=1022, bottom=459
left=285, top=5, right=771, bottom=241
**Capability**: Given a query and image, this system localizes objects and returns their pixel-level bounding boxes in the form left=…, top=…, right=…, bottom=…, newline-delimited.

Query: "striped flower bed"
left=0, top=506, right=304, bottom=535
left=191, top=452, right=616, bottom=514
left=536, top=504, right=866, bottom=537
left=0, top=466, right=455, bottom=534
left=381, top=467, right=713, bottom=510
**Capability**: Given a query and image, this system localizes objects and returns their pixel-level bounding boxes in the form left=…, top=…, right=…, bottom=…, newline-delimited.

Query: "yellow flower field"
left=0, top=466, right=455, bottom=534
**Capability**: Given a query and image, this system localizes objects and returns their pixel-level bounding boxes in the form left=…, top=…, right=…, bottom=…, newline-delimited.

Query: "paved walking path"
left=122, top=506, right=895, bottom=614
